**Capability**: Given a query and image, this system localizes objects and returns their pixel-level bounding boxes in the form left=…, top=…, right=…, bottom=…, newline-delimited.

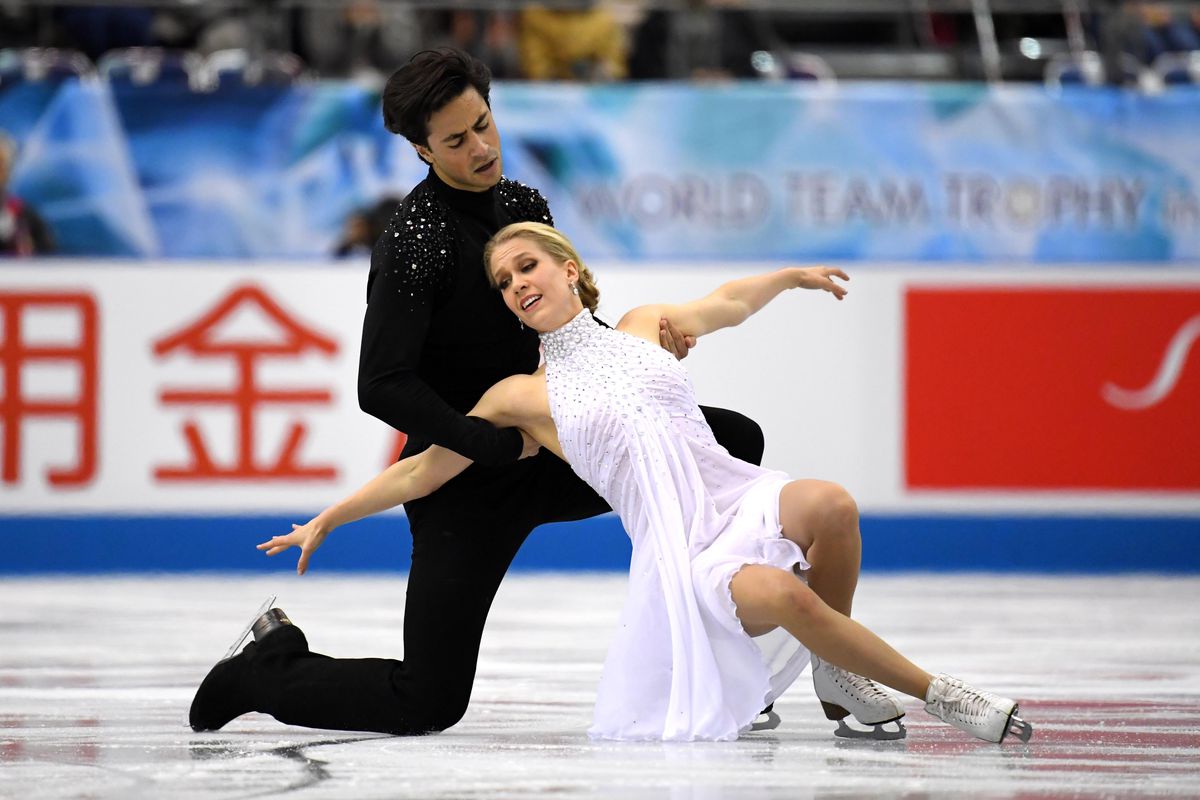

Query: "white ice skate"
left=923, top=673, right=1033, bottom=743
left=812, top=655, right=907, bottom=740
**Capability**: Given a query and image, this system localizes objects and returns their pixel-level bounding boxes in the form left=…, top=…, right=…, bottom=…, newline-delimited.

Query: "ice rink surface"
left=1, top=573, right=1197, bottom=799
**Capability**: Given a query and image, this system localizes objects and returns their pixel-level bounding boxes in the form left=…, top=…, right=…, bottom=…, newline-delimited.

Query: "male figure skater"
left=189, top=48, right=765, bottom=735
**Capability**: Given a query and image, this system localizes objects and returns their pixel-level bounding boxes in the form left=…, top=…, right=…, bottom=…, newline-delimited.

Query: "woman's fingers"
left=258, top=532, right=298, bottom=553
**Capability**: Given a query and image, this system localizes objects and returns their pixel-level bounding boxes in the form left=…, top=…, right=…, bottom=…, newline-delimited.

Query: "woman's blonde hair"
left=483, top=222, right=600, bottom=312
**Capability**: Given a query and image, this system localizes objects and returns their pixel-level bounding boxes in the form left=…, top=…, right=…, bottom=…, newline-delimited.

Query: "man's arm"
left=357, top=211, right=523, bottom=465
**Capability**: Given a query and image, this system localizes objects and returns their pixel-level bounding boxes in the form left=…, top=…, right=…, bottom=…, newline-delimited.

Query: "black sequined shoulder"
left=369, top=183, right=458, bottom=306
left=496, top=178, right=554, bottom=227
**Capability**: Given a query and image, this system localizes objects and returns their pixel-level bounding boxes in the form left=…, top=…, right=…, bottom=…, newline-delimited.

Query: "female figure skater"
left=259, top=222, right=1033, bottom=744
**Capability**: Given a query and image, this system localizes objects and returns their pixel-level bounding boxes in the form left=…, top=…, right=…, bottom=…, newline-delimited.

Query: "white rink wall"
left=2, top=261, right=1198, bottom=573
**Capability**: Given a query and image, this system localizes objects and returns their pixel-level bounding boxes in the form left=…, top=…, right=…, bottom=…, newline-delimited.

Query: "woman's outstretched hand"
left=258, top=521, right=329, bottom=576
left=795, top=267, right=850, bottom=300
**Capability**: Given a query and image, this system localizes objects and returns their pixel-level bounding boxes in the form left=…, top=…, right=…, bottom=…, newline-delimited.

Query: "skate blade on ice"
left=749, top=706, right=781, bottom=732
left=1006, top=712, right=1033, bottom=743
left=220, top=594, right=276, bottom=662
left=833, top=718, right=907, bottom=741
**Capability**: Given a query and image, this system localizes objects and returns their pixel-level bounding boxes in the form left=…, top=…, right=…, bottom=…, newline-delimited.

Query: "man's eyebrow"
left=439, top=112, right=489, bottom=144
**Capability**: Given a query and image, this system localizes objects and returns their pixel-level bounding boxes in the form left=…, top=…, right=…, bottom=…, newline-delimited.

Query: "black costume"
left=191, top=168, right=764, bottom=735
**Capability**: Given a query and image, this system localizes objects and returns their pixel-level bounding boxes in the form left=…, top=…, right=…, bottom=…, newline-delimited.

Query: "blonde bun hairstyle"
left=483, top=222, right=600, bottom=312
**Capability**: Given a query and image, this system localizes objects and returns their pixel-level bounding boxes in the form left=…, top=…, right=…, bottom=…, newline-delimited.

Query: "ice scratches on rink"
left=1, top=574, right=1198, bottom=799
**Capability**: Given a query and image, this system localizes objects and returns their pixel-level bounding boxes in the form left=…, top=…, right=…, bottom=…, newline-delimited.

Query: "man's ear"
left=412, top=142, right=433, bottom=166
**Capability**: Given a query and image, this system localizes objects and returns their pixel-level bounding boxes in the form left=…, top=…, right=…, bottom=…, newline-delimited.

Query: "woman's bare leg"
left=731, top=564, right=931, bottom=700
left=777, top=480, right=861, bottom=616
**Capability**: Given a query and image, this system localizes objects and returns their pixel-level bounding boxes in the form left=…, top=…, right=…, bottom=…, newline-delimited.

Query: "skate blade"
left=833, top=718, right=907, bottom=741
left=749, top=709, right=782, bottom=732
left=220, top=594, right=277, bottom=662
left=1005, top=712, right=1033, bottom=743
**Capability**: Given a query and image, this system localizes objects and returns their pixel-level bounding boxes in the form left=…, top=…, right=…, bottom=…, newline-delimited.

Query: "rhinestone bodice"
left=541, top=309, right=710, bottom=511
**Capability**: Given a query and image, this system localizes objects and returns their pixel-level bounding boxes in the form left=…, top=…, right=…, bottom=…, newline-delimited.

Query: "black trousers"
left=253, top=406, right=764, bottom=735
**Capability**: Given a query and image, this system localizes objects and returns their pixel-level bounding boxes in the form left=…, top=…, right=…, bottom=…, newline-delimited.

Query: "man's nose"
left=468, top=131, right=490, bottom=157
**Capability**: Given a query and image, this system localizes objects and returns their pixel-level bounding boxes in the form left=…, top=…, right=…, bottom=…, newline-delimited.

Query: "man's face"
left=414, top=87, right=502, bottom=192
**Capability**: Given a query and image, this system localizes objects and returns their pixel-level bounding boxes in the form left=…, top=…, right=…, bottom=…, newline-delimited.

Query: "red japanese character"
left=153, top=285, right=339, bottom=481
left=0, top=292, right=98, bottom=486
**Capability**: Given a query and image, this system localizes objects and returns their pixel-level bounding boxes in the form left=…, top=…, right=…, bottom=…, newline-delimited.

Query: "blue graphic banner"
left=3, top=79, right=1198, bottom=261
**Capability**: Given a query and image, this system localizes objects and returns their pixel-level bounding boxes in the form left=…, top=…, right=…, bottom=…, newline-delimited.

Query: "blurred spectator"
left=192, top=0, right=290, bottom=57
left=629, top=0, right=765, bottom=81
left=0, top=133, right=54, bottom=257
left=1124, top=3, right=1200, bottom=64
left=298, top=0, right=421, bottom=85
left=51, top=6, right=156, bottom=62
left=518, top=4, right=627, bottom=81
left=0, top=2, right=39, bottom=50
left=425, top=9, right=521, bottom=80
left=333, top=195, right=403, bottom=258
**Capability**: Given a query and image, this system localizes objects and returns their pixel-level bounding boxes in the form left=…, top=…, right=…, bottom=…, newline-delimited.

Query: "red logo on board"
left=905, top=287, right=1200, bottom=490
left=152, top=285, right=339, bottom=482
left=0, top=292, right=99, bottom=486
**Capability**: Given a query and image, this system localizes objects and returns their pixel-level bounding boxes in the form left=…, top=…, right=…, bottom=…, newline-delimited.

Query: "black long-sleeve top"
left=358, top=168, right=553, bottom=465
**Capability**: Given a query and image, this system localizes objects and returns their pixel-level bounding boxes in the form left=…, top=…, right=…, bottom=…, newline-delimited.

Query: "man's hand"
left=659, top=317, right=697, bottom=360
left=258, top=521, right=329, bottom=576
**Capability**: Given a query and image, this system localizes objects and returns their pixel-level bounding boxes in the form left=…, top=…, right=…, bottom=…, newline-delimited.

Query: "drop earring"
left=570, top=283, right=579, bottom=296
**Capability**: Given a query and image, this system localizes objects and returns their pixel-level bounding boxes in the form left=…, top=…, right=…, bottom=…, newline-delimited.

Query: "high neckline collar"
left=540, top=307, right=599, bottom=361
left=426, top=166, right=497, bottom=216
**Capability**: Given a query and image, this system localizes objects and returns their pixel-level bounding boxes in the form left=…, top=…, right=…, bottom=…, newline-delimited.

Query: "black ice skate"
left=219, top=595, right=290, bottom=662
left=189, top=596, right=296, bottom=732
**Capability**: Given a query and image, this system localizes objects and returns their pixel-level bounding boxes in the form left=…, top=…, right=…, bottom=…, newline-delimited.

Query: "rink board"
left=0, top=513, right=1197, bottom=574
left=1, top=262, right=1197, bottom=573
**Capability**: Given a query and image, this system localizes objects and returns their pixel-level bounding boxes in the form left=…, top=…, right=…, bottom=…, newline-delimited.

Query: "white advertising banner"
left=2, top=262, right=1198, bottom=518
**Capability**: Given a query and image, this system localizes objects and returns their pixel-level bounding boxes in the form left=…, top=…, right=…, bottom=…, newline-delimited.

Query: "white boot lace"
left=930, top=676, right=999, bottom=725
left=837, top=666, right=892, bottom=703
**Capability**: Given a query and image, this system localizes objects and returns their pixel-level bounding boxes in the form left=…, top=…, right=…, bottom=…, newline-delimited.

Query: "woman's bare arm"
left=258, top=373, right=547, bottom=574
left=618, top=267, right=848, bottom=342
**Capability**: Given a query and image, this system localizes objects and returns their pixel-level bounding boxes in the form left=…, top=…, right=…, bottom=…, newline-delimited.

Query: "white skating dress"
left=541, top=309, right=811, bottom=742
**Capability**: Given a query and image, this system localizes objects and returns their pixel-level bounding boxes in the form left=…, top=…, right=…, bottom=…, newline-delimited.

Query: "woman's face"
left=489, top=237, right=582, bottom=332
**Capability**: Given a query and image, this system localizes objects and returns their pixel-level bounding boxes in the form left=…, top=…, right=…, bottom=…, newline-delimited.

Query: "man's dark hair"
left=382, top=48, right=492, bottom=148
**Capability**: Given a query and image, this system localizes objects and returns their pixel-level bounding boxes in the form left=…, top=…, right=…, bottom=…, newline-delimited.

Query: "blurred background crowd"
left=2, top=1, right=1199, bottom=87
